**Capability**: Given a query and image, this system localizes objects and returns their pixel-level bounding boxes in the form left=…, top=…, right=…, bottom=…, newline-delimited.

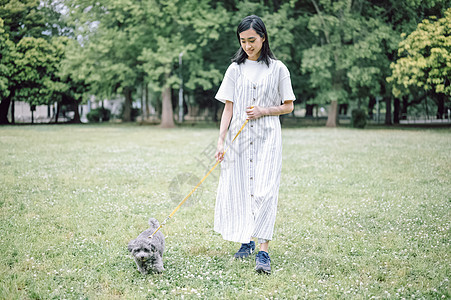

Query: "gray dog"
left=128, top=218, right=165, bottom=274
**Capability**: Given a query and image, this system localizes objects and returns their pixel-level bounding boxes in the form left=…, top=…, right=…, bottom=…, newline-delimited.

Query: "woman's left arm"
left=246, top=101, right=294, bottom=120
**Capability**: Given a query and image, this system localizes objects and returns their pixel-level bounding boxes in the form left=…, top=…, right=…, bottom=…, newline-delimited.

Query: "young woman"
left=214, top=15, right=296, bottom=274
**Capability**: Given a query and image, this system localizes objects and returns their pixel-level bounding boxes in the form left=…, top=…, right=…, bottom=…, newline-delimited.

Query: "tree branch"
left=310, top=0, right=331, bottom=44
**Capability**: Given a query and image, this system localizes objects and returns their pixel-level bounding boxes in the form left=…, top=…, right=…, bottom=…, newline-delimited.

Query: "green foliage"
left=0, top=0, right=70, bottom=123
left=301, top=0, right=400, bottom=106
left=62, top=0, right=227, bottom=123
left=351, top=108, right=367, bottom=128
left=62, top=0, right=149, bottom=102
left=0, top=0, right=47, bottom=43
left=86, top=107, right=111, bottom=123
left=138, top=0, right=225, bottom=91
left=388, top=8, right=451, bottom=97
left=0, top=18, right=13, bottom=99
left=10, top=36, right=68, bottom=105
left=2, top=0, right=450, bottom=124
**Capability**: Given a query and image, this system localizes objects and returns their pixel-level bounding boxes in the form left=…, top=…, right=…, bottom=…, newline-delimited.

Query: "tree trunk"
left=305, top=104, right=314, bottom=117
left=401, top=96, right=408, bottom=120
left=144, top=83, right=150, bottom=120
left=436, top=93, right=445, bottom=119
left=160, top=82, right=175, bottom=128
left=140, top=84, right=145, bottom=120
left=368, top=96, right=376, bottom=119
left=393, top=98, right=400, bottom=124
left=122, top=88, right=132, bottom=122
left=339, top=103, right=348, bottom=115
left=31, top=105, right=35, bottom=124
left=55, top=102, right=60, bottom=124
left=145, top=83, right=150, bottom=119
left=0, top=93, right=12, bottom=124
left=11, top=99, right=15, bottom=124
left=384, top=97, right=392, bottom=125
left=326, top=100, right=338, bottom=127
left=72, top=101, right=81, bottom=123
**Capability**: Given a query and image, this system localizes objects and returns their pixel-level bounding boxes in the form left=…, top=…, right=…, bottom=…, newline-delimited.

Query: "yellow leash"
left=149, top=118, right=250, bottom=238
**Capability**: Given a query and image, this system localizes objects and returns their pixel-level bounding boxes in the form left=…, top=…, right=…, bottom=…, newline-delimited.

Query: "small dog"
left=128, top=218, right=165, bottom=274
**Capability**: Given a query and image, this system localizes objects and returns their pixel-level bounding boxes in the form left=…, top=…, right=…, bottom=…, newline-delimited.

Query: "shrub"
left=351, top=108, right=367, bottom=128
left=87, top=107, right=111, bottom=123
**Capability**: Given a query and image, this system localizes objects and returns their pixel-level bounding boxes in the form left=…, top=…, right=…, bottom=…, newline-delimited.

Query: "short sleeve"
left=215, top=63, right=238, bottom=103
left=278, top=62, right=296, bottom=103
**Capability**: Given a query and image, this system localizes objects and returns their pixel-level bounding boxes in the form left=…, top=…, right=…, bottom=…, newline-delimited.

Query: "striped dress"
left=214, top=59, right=296, bottom=244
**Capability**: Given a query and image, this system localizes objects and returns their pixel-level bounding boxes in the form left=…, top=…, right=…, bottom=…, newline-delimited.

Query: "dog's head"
left=128, top=239, right=158, bottom=261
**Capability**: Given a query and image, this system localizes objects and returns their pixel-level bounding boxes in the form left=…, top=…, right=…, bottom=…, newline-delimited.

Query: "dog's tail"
left=148, top=218, right=160, bottom=228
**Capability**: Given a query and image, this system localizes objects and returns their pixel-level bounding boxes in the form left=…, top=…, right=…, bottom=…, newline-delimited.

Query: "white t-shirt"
left=216, top=59, right=296, bottom=104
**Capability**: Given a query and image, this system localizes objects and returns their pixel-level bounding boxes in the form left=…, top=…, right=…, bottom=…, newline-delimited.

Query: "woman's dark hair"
left=231, top=15, right=276, bottom=66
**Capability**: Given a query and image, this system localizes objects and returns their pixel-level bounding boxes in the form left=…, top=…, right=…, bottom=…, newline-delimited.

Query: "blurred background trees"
left=388, top=8, right=451, bottom=120
left=0, top=0, right=449, bottom=126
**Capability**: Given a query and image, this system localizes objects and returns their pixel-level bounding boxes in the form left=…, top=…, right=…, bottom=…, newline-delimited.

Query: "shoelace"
left=257, top=252, right=270, bottom=264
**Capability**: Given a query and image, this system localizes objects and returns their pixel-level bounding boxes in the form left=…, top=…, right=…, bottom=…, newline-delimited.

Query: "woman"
left=214, top=15, right=296, bottom=275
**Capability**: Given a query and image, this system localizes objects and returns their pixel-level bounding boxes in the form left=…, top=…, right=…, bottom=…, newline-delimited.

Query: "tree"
left=0, top=0, right=47, bottom=43
left=139, top=0, right=226, bottom=127
left=369, top=0, right=449, bottom=124
left=11, top=36, right=67, bottom=105
left=262, top=1, right=313, bottom=111
left=64, top=0, right=225, bottom=126
left=0, top=18, right=14, bottom=118
left=0, top=0, right=67, bottom=124
left=388, top=8, right=451, bottom=119
left=63, top=0, right=150, bottom=122
left=301, top=0, right=401, bottom=127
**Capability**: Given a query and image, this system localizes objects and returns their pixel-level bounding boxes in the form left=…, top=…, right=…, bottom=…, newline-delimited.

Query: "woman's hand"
left=246, top=106, right=266, bottom=120
left=215, top=140, right=225, bottom=162
left=247, top=101, right=294, bottom=119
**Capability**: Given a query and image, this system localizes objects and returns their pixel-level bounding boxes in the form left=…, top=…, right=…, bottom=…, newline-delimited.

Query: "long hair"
left=231, top=15, right=276, bottom=67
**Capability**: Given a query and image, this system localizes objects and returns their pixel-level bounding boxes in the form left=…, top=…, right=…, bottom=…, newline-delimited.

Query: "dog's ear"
left=128, top=240, right=137, bottom=253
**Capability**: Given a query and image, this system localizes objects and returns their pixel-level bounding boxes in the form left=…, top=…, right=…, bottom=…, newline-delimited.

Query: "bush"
left=351, top=109, right=367, bottom=128
left=87, top=107, right=111, bottom=123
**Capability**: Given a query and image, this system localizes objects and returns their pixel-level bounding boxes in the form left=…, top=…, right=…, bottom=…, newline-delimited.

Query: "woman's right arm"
left=215, top=100, right=233, bottom=162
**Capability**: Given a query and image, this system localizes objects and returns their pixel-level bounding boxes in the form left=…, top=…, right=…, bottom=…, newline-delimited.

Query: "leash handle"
left=149, top=117, right=250, bottom=238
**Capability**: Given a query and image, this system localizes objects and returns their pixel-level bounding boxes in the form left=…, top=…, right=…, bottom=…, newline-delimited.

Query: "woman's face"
left=239, top=28, right=265, bottom=61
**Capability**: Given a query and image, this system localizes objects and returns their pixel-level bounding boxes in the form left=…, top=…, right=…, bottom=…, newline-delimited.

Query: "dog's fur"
left=128, top=218, right=165, bottom=274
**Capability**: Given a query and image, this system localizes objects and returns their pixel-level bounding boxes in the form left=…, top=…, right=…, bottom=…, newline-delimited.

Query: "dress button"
left=251, top=124, right=254, bottom=127
left=250, top=177, right=253, bottom=180
left=253, top=86, right=256, bottom=89
left=250, top=141, right=253, bottom=145
left=250, top=159, right=253, bottom=162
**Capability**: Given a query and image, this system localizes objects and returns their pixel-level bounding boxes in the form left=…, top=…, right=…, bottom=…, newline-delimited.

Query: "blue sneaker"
left=255, top=251, right=271, bottom=274
left=234, top=241, right=255, bottom=259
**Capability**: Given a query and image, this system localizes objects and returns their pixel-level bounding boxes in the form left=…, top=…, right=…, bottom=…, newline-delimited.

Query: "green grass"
left=0, top=124, right=449, bottom=299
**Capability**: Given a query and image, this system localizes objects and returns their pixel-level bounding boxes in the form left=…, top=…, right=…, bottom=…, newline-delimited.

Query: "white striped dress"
left=214, top=59, right=296, bottom=244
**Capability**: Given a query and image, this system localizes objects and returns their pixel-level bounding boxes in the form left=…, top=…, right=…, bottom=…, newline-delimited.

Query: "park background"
left=0, top=0, right=450, bottom=299
left=0, top=0, right=450, bottom=127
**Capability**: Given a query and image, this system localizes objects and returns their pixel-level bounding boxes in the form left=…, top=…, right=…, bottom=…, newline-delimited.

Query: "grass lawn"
left=0, top=124, right=449, bottom=299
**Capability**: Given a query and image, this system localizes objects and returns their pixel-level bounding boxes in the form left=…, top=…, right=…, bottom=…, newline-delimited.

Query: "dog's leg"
left=154, top=255, right=164, bottom=273
left=135, top=259, right=147, bottom=274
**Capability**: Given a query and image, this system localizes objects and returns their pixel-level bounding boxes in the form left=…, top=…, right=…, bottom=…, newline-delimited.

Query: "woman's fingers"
left=215, top=150, right=224, bottom=162
left=246, top=106, right=254, bottom=119
left=246, top=106, right=261, bottom=120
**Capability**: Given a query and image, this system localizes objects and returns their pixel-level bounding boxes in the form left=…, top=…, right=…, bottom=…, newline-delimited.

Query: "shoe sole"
left=255, top=267, right=271, bottom=275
